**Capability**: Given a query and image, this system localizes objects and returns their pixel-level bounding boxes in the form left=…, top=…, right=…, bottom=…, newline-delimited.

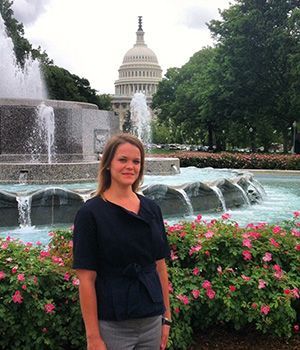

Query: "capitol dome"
left=113, top=16, right=162, bottom=100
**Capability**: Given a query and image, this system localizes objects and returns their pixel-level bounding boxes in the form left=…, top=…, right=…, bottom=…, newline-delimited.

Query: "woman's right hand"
left=87, top=336, right=107, bottom=350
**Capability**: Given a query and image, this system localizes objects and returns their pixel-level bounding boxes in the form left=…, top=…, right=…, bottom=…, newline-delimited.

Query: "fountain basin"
left=0, top=157, right=180, bottom=184
left=0, top=98, right=119, bottom=163
left=0, top=169, right=264, bottom=227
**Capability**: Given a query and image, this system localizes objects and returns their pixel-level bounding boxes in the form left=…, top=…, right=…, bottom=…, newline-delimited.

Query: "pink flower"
left=206, top=288, right=216, bottom=299
left=229, top=285, right=236, bottom=292
left=204, top=231, right=214, bottom=239
left=40, top=250, right=50, bottom=258
left=260, top=305, right=270, bottom=315
left=177, top=294, right=189, bottom=305
left=269, top=238, right=280, bottom=248
left=284, top=289, right=291, bottom=295
left=72, top=278, right=80, bottom=286
left=258, top=279, right=267, bottom=289
left=262, top=252, right=272, bottom=262
left=21, top=284, right=27, bottom=290
left=52, top=256, right=64, bottom=266
left=0, top=271, right=6, bottom=280
left=26, top=242, right=33, bottom=247
left=242, top=239, right=252, bottom=249
left=1, top=242, right=8, bottom=249
left=273, top=264, right=283, bottom=279
left=249, top=231, right=261, bottom=240
left=273, top=264, right=282, bottom=272
left=11, top=266, right=18, bottom=274
left=191, top=289, right=200, bottom=299
left=174, top=307, right=180, bottom=314
left=291, top=229, right=300, bottom=237
left=192, top=267, right=200, bottom=275
left=179, top=231, right=187, bottom=238
left=170, top=250, right=178, bottom=261
left=292, top=288, right=300, bottom=298
left=242, top=250, right=252, bottom=260
left=294, top=324, right=299, bottom=333
left=293, top=211, right=300, bottom=218
left=251, top=303, right=258, bottom=309
left=12, top=290, right=23, bottom=304
left=36, top=241, right=42, bottom=246
left=221, top=213, right=231, bottom=220
left=202, top=280, right=212, bottom=289
left=195, top=214, right=202, bottom=222
left=64, top=272, right=70, bottom=281
left=241, top=274, right=251, bottom=281
left=17, top=274, right=25, bottom=282
left=44, top=303, right=55, bottom=314
left=168, top=282, right=173, bottom=293
left=189, top=244, right=202, bottom=255
left=272, top=226, right=281, bottom=234
left=217, top=265, right=223, bottom=274
left=295, top=244, right=300, bottom=251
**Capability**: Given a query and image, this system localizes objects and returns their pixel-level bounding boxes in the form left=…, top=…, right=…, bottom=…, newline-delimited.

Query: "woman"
left=73, top=133, right=171, bottom=350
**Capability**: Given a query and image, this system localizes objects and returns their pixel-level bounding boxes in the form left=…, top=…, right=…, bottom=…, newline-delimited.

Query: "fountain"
left=0, top=12, right=269, bottom=236
left=0, top=11, right=119, bottom=184
left=130, top=92, right=152, bottom=147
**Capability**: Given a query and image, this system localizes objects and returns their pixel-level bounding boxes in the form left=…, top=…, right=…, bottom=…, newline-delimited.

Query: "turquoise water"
left=0, top=170, right=299, bottom=244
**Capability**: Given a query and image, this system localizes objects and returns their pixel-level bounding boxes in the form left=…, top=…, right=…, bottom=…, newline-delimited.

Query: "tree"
left=209, top=0, right=300, bottom=152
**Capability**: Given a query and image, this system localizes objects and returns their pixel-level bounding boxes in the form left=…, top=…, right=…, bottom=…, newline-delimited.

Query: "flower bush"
left=0, top=214, right=299, bottom=349
left=155, top=151, right=300, bottom=170
left=166, top=212, right=300, bottom=349
left=0, top=231, right=84, bottom=350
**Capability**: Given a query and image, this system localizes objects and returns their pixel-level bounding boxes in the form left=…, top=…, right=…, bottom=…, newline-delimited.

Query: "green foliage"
left=153, top=0, right=300, bottom=152
left=42, top=65, right=112, bottom=109
left=166, top=212, right=300, bottom=348
left=163, top=151, right=300, bottom=170
left=0, top=233, right=85, bottom=350
left=1, top=214, right=299, bottom=349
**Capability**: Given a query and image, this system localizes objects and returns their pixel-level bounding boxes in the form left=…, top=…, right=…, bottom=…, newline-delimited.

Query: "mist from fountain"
left=0, top=12, right=56, bottom=165
left=0, top=13, right=46, bottom=99
left=130, top=92, right=152, bottom=147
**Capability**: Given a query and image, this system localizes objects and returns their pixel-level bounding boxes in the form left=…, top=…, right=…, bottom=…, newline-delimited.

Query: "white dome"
left=113, top=17, right=162, bottom=99
left=122, top=45, right=159, bottom=64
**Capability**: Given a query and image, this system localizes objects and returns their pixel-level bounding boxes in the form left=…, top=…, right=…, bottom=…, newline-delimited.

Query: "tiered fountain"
left=0, top=13, right=265, bottom=233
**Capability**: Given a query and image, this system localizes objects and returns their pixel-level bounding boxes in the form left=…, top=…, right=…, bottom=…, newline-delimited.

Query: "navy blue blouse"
left=72, top=194, right=170, bottom=321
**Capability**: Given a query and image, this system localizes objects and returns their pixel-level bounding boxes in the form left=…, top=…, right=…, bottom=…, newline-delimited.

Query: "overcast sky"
left=11, top=0, right=232, bottom=94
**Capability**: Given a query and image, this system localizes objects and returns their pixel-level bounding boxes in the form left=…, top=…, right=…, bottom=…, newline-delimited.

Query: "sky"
left=11, top=0, right=232, bottom=94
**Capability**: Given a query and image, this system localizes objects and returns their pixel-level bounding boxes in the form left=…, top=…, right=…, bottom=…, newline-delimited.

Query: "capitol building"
left=112, top=16, right=162, bottom=127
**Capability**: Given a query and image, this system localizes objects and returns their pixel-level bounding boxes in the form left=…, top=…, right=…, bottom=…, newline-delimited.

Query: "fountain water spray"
left=0, top=12, right=55, bottom=163
left=0, top=14, right=46, bottom=99
left=130, top=92, right=152, bottom=147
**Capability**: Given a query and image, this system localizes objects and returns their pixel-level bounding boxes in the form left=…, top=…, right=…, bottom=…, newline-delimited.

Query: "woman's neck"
left=104, top=185, right=135, bottom=201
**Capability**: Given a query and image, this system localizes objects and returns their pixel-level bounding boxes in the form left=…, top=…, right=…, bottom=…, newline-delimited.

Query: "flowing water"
left=0, top=169, right=299, bottom=244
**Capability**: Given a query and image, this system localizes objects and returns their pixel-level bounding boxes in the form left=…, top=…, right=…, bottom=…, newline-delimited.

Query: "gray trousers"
left=99, top=316, right=162, bottom=350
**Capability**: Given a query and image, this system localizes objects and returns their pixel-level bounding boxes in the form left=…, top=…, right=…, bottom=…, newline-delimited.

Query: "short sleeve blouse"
left=72, top=194, right=170, bottom=321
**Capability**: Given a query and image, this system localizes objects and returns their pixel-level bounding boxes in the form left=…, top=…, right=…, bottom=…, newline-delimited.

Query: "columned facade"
left=112, top=16, right=162, bottom=128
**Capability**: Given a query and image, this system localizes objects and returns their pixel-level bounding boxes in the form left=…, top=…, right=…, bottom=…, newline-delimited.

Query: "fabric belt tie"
left=101, top=262, right=161, bottom=318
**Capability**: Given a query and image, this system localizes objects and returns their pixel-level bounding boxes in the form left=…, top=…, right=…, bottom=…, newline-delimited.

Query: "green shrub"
left=166, top=212, right=300, bottom=349
left=159, top=151, right=300, bottom=170
left=0, top=213, right=299, bottom=349
left=0, top=233, right=85, bottom=350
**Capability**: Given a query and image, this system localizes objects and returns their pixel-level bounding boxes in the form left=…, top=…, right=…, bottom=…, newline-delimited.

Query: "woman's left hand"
left=160, top=324, right=170, bottom=350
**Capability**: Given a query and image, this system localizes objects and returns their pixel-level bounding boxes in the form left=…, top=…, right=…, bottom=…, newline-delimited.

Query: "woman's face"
left=109, top=142, right=141, bottom=188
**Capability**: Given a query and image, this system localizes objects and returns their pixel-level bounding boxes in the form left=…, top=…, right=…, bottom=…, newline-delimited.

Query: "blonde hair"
left=96, top=133, right=145, bottom=196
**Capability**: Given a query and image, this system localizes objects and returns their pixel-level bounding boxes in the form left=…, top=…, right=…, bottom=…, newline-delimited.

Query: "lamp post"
left=292, top=121, right=297, bottom=154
